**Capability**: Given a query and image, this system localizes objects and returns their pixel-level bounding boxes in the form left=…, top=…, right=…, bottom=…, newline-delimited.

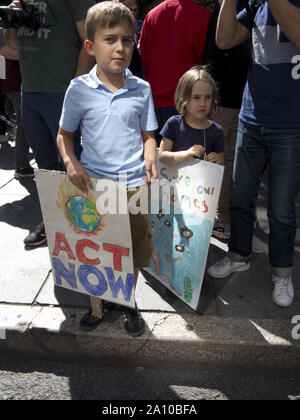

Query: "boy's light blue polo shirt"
left=59, top=65, right=158, bottom=187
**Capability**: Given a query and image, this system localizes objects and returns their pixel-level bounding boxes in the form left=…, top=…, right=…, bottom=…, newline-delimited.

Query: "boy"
left=57, top=1, right=158, bottom=336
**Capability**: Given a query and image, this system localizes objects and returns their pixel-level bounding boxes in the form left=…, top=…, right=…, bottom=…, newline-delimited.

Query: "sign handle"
left=90, top=296, right=103, bottom=319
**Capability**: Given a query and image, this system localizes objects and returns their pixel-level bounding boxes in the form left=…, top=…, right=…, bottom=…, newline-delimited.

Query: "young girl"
left=159, top=66, right=224, bottom=165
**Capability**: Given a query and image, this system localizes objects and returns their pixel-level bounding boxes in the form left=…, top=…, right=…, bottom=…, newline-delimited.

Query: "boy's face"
left=85, top=22, right=134, bottom=76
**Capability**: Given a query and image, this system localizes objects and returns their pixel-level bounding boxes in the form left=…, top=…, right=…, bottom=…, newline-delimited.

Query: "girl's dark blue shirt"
left=160, top=115, right=224, bottom=155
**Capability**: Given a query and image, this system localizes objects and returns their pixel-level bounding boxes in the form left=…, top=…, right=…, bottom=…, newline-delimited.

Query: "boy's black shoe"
left=79, top=301, right=118, bottom=331
left=79, top=310, right=102, bottom=331
left=124, top=305, right=145, bottom=337
left=24, top=222, right=47, bottom=247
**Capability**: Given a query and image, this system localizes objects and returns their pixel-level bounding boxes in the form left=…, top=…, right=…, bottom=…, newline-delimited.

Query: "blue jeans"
left=229, top=120, right=300, bottom=276
left=21, top=92, right=81, bottom=170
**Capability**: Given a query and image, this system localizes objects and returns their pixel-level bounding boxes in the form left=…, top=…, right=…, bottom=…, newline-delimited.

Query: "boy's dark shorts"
left=128, top=186, right=153, bottom=268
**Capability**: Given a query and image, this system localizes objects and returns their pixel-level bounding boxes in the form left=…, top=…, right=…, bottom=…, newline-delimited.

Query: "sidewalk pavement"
left=1, top=139, right=300, bottom=372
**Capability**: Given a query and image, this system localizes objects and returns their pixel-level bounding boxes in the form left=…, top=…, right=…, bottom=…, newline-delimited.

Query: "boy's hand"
left=206, top=152, right=223, bottom=165
left=186, top=144, right=206, bottom=159
left=144, top=159, right=158, bottom=184
left=66, top=160, right=93, bottom=194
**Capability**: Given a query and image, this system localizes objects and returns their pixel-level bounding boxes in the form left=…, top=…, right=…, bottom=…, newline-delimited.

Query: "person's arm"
left=74, top=19, right=95, bottom=78
left=268, top=0, right=300, bottom=49
left=57, top=127, right=93, bottom=193
left=3, top=1, right=21, bottom=49
left=3, top=28, right=18, bottom=50
left=159, top=138, right=206, bottom=165
left=216, top=0, right=251, bottom=49
left=0, top=44, right=18, bottom=59
left=142, top=131, right=157, bottom=183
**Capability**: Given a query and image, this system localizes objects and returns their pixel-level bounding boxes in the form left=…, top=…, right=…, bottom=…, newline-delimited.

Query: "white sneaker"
left=207, top=255, right=251, bottom=279
left=272, top=276, right=294, bottom=307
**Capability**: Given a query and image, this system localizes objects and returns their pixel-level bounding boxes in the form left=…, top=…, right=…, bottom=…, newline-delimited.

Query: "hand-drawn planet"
left=65, top=195, right=101, bottom=233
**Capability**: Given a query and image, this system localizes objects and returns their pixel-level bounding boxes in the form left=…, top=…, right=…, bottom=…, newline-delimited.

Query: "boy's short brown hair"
left=86, top=1, right=135, bottom=41
left=175, top=66, right=218, bottom=117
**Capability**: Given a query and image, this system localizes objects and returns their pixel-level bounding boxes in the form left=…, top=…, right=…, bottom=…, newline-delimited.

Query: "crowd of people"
left=0, top=0, right=299, bottom=336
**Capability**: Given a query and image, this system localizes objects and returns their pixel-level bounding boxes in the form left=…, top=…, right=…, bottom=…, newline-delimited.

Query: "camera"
left=0, top=0, right=44, bottom=30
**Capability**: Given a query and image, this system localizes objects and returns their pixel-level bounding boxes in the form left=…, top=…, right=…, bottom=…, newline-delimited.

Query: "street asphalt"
left=0, top=138, right=300, bottom=372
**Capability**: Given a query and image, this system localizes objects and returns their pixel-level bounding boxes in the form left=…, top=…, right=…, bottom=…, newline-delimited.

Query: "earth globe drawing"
left=65, top=195, right=101, bottom=233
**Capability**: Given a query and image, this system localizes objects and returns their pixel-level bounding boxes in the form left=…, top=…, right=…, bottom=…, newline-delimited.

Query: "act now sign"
left=36, top=170, right=135, bottom=309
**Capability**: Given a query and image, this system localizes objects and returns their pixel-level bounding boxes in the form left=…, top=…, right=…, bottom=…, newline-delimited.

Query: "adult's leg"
left=7, top=91, right=31, bottom=169
left=229, top=120, right=268, bottom=258
left=43, top=93, right=82, bottom=164
left=207, top=120, right=267, bottom=279
left=267, top=127, right=300, bottom=276
left=21, top=92, right=60, bottom=170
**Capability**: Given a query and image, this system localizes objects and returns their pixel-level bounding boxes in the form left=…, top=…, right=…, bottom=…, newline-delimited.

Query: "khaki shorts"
left=128, top=186, right=153, bottom=268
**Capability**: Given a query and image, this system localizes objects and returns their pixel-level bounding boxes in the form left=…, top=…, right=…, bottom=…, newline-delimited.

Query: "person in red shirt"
left=139, top=0, right=213, bottom=144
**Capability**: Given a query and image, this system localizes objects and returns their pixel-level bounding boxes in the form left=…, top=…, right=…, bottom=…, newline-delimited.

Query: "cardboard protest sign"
left=36, top=170, right=135, bottom=309
left=147, top=158, right=224, bottom=310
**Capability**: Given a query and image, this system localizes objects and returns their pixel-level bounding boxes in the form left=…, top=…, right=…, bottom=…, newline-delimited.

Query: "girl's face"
left=185, top=80, right=214, bottom=122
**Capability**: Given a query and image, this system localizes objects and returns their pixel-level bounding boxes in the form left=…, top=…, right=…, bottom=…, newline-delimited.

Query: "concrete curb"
left=1, top=304, right=300, bottom=371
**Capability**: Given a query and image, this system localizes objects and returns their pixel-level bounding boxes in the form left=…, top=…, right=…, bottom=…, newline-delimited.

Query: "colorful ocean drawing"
left=148, top=201, right=212, bottom=309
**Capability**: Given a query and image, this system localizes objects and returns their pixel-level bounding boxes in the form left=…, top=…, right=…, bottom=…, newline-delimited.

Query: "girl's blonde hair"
left=174, top=66, right=218, bottom=117
left=86, top=1, right=135, bottom=41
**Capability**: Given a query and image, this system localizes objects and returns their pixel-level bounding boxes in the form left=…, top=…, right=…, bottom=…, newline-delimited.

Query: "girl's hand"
left=186, top=144, right=206, bottom=159
left=66, top=160, right=93, bottom=194
left=206, top=152, right=223, bottom=165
